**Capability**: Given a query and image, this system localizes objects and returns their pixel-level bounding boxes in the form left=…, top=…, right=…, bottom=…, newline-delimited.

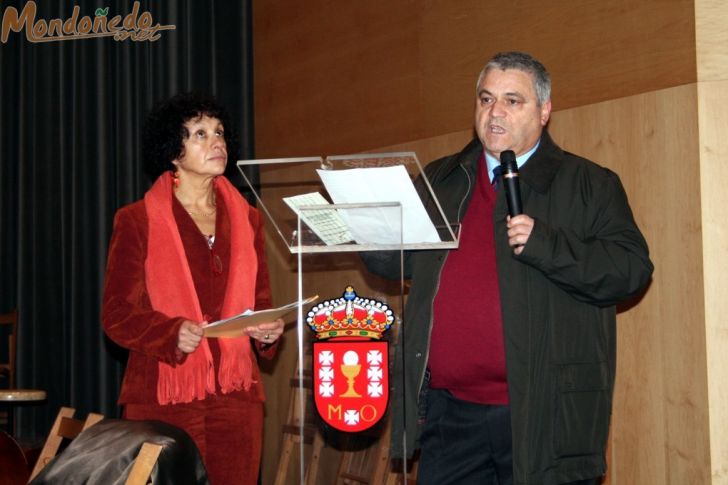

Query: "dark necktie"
left=492, top=165, right=503, bottom=190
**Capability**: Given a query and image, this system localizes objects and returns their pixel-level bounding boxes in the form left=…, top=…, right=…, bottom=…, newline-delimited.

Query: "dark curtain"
left=0, top=0, right=255, bottom=442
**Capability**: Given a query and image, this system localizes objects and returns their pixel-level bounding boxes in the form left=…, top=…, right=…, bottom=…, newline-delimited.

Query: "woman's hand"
left=246, top=318, right=285, bottom=345
left=177, top=320, right=204, bottom=354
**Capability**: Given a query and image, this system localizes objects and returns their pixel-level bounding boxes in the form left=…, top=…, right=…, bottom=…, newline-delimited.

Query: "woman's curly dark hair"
left=141, top=92, right=240, bottom=180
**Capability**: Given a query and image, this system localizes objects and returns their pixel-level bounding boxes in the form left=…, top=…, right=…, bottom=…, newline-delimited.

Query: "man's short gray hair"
left=476, top=51, right=551, bottom=106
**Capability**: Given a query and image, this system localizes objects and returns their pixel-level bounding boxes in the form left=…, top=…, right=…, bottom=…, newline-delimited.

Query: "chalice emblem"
left=340, top=350, right=362, bottom=398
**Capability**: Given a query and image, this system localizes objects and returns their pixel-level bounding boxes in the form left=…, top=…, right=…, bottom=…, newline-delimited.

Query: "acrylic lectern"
left=237, top=152, right=459, bottom=484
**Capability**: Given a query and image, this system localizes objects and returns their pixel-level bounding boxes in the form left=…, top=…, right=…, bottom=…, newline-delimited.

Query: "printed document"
left=283, top=192, right=354, bottom=245
left=203, top=295, right=318, bottom=338
left=316, top=165, right=441, bottom=244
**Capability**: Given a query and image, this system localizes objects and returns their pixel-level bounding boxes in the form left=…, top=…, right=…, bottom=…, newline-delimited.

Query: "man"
left=364, top=52, right=653, bottom=484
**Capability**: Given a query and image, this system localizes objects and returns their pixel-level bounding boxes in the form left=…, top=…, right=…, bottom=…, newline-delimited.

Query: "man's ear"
left=540, top=100, right=552, bottom=126
left=541, top=99, right=551, bottom=126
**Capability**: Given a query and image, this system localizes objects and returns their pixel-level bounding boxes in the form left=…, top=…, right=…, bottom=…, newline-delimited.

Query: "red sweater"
left=428, top=161, right=509, bottom=404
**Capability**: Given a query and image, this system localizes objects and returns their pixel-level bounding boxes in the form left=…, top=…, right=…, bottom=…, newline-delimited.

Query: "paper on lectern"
left=283, top=192, right=354, bottom=245
left=316, top=165, right=441, bottom=244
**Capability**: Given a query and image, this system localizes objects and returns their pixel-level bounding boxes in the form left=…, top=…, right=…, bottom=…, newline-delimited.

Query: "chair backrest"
left=0, top=309, right=18, bottom=389
left=28, top=418, right=208, bottom=485
left=124, top=441, right=164, bottom=485
left=28, top=406, right=104, bottom=482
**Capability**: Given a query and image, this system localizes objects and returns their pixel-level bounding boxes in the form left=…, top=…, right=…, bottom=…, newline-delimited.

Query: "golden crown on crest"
left=306, top=286, right=394, bottom=340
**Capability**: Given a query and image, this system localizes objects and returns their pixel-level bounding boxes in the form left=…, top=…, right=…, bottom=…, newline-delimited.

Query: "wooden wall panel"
left=253, top=1, right=718, bottom=483
left=550, top=85, right=710, bottom=484
left=696, top=0, right=728, bottom=82
left=697, top=80, right=728, bottom=484
left=253, top=0, right=696, bottom=158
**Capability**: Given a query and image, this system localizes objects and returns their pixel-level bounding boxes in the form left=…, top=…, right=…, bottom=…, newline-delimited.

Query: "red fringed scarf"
left=144, top=172, right=258, bottom=405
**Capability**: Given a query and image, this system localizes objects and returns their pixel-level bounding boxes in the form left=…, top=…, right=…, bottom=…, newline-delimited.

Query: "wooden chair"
left=28, top=407, right=104, bottom=481
left=0, top=310, right=18, bottom=430
left=29, top=407, right=192, bottom=485
left=124, top=441, right=164, bottom=485
left=0, top=309, right=17, bottom=389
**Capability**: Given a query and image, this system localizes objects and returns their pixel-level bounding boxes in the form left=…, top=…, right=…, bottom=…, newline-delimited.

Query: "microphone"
left=499, top=150, right=523, bottom=216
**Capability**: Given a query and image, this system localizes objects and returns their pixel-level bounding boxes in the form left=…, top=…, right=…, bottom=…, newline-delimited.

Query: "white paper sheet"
left=316, top=165, right=440, bottom=244
left=283, top=192, right=354, bottom=245
left=203, top=295, right=318, bottom=338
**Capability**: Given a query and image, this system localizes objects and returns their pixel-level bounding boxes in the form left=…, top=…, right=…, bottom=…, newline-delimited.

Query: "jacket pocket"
left=553, top=362, right=611, bottom=457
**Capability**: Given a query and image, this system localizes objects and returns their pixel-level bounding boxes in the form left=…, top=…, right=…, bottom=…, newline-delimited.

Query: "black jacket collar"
left=440, top=131, right=564, bottom=194
left=519, top=131, right=564, bottom=194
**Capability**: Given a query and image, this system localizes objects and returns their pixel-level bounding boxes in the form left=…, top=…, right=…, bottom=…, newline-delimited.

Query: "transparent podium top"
left=237, top=152, right=460, bottom=253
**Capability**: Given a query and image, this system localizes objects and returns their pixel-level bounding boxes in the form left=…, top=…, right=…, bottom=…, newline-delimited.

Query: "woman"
left=102, top=92, right=284, bottom=484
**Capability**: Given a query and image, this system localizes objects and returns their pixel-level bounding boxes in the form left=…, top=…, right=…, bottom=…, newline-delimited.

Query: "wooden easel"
left=274, top=362, right=325, bottom=485
left=275, top=324, right=418, bottom=485
left=335, top=417, right=392, bottom=484
left=335, top=417, right=420, bottom=485
left=332, top=320, right=419, bottom=484
left=274, top=365, right=419, bottom=484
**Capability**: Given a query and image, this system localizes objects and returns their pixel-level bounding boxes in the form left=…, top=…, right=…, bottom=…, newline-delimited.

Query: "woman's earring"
left=173, top=170, right=181, bottom=188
